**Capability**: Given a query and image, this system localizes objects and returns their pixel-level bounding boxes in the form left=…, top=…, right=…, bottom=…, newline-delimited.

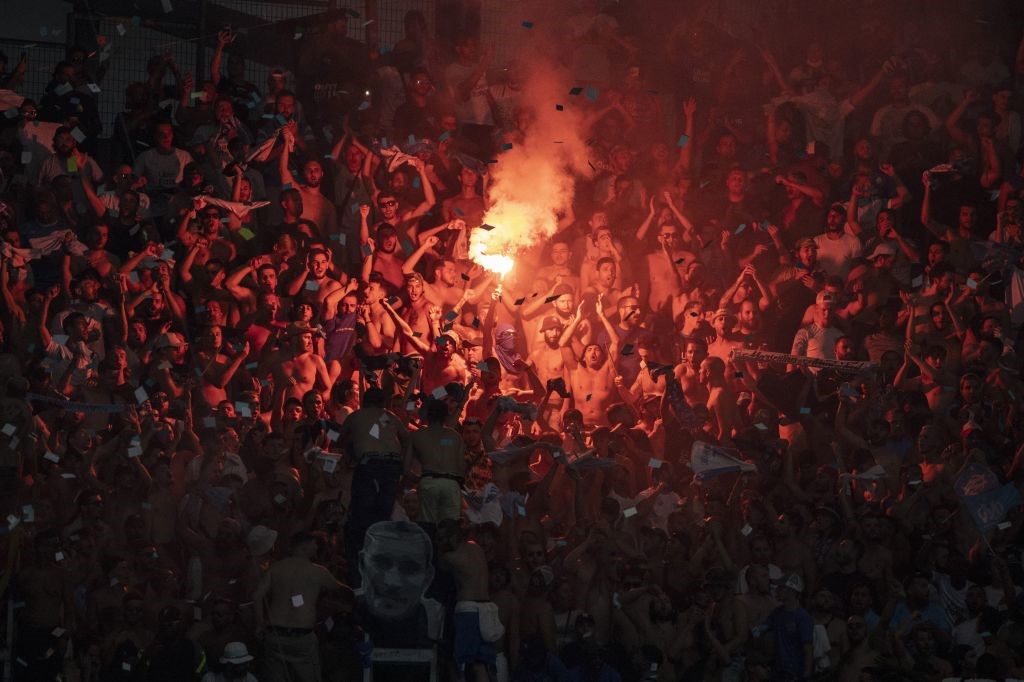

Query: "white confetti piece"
left=623, top=507, right=637, bottom=518
left=291, top=594, right=304, bottom=607
left=1, top=424, right=14, bottom=436
left=648, top=458, right=662, bottom=469
left=369, top=423, right=379, bottom=438
left=135, top=387, right=149, bottom=404
left=741, top=523, right=753, bottom=536
left=43, top=451, right=60, bottom=463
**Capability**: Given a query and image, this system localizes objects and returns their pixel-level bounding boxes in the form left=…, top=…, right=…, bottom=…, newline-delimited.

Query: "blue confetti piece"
left=439, top=131, right=451, bottom=142
left=412, top=176, right=421, bottom=188
left=381, top=137, right=389, bottom=148
left=735, top=223, right=747, bottom=235
left=676, top=134, right=689, bottom=148
left=361, top=244, right=372, bottom=257
left=453, top=207, right=464, bottom=216
left=39, top=26, right=48, bottom=37
left=501, top=143, right=512, bottom=151
left=350, top=203, right=359, bottom=213
left=521, top=20, right=534, bottom=28
left=275, top=114, right=287, bottom=125
left=262, top=113, right=275, bottom=119
left=324, top=153, right=335, bottom=160
left=401, top=238, right=413, bottom=255
left=555, top=104, right=564, bottom=111
left=132, top=15, right=141, bottom=25
left=281, top=183, right=292, bottom=190
left=585, top=86, right=598, bottom=102
left=444, top=310, right=458, bottom=321
left=408, top=134, right=416, bottom=145
left=569, top=87, right=583, bottom=96
left=358, top=101, right=370, bottom=111
left=380, top=44, right=391, bottom=54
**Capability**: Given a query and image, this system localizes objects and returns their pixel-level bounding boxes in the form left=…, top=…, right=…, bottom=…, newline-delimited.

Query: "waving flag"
left=690, top=441, right=756, bottom=481
left=955, top=463, right=1022, bottom=532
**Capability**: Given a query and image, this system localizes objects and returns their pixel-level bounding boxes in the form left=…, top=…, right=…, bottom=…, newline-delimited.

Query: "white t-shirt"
left=445, top=62, right=493, bottom=126
left=814, top=231, right=862, bottom=278
left=133, top=147, right=194, bottom=191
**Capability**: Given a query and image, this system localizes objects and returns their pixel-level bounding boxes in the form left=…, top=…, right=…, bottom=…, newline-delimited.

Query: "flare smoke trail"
left=468, top=27, right=591, bottom=277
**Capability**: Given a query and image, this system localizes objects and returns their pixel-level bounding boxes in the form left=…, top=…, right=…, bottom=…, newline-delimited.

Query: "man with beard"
left=287, top=247, right=344, bottom=308
left=279, top=127, right=337, bottom=238
left=225, top=256, right=288, bottom=316
left=360, top=203, right=407, bottom=292
left=37, top=126, right=102, bottom=193
left=404, top=233, right=481, bottom=309
left=369, top=157, right=435, bottom=243
left=813, top=203, right=862, bottom=278
left=254, top=532, right=346, bottom=682
left=529, top=316, right=569, bottom=422
left=675, top=338, right=711, bottom=407
left=398, top=272, right=437, bottom=353
left=76, top=163, right=156, bottom=259
left=595, top=294, right=648, bottom=387
left=385, top=297, right=468, bottom=393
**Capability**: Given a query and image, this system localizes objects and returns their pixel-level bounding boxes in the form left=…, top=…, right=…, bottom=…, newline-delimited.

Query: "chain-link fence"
left=0, top=39, right=68, bottom=104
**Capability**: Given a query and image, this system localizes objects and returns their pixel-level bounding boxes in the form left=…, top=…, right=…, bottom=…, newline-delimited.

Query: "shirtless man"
left=409, top=399, right=467, bottom=523
left=337, top=388, right=409, bottom=567
left=675, top=339, right=710, bottom=407
left=383, top=298, right=468, bottom=393
left=403, top=232, right=488, bottom=310
left=399, top=272, right=438, bottom=354
left=253, top=531, right=347, bottom=682
left=224, top=258, right=286, bottom=317
left=280, top=128, right=338, bottom=237
left=707, top=309, right=742, bottom=363
left=437, top=519, right=498, bottom=681
left=529, top=316, right=570, bottom=421
left=586, top=256, right=625, bottom=312
left=559, top=299, right=619, bottom=427
left=700, top=356, right=740, bottom=444
left=371, top=157, right=436, bottom=242
left=644, top=220, right=694, bottom=314
left=286, top=247, right=345, bottom=309
left=265, top=324, right=331, bottom=422
left=194, top=324, right=249, bottom=411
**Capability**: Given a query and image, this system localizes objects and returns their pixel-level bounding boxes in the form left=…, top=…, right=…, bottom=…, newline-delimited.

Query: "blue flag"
left=955, top=463, right=1022, bottom=531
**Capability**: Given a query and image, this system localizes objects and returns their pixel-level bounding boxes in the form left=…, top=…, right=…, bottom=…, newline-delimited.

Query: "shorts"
left=453, top=610, right=496, bottom=667
left=418, top=475, right=463, bottom=523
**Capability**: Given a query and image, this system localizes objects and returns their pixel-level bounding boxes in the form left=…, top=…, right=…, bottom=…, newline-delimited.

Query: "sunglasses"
left=378, top=200, right=398, bottom=208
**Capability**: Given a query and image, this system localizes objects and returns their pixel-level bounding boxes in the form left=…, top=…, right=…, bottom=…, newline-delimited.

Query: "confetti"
left=623, top=507, right=637, bottom=518
left=369, top=424, right=380, bottom=438
left=569, top=87, right=583, bottom=96
left=621, top=344, right=634, bottom=356
left=585, top=86, right=599, bottom=102
left=735, top=223, right=747, bottom=235
left=135, top=387, right=149, bottom=404
left=521, top=20, right=534, bottom=28
left=238, top=227, right=255, bottom=241
left=116, top=24, right=126, bottom=35
left=1, top=424, right=14, bottom=436
left=326, top=429, right=339, bottom=442
left=648, top=458, right=663, bottom=469
left=555, top=104, right=564, bottom=111
left=514, top=297, right=526, bottom=305
left=502, top=143, right=513, bottom=151
left=54, top=83, right=73, bottom=96
left=741, top=524, right=753, bottom=536
left=677, top=134, right=689, bottom=148
left=799, top=407, right=811, bottom=415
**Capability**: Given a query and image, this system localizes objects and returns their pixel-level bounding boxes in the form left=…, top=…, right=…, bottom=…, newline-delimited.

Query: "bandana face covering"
left=494, top=323, right=523, bottom=374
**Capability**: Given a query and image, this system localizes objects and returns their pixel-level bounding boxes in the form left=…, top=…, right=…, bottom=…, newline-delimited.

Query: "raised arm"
left=675, top=97, right=697, bottom=174
left=278, top=128, right=298, bottom=188
left=406, top=158, right=436, bottom=219
left=402, top=234, right=439, bottom=275
left=635, top=197, right=657, bottom=241
left=210, top=30, right=235, bottom=87
left=945, top=90, right=976, bottom=146
left=75, top=150, right=108, bottom=218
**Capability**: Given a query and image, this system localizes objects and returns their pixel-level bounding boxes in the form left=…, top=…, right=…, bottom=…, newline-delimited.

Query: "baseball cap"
left=795, top=237, right=817, bottom=250
left=815, top=291, right=835, bottom=306
left=712, top=308, right=732, bottom=321
left=867, top=243, right=896, bottom=260
left=778, top=573, right=804, bottom=593
left=153, top=332, right=186, bottom=349
left=540, top=316, right=563, bottom=332
left=220, top=642, right=254, bottom=664
left=551, top=283, right=574, bottom=297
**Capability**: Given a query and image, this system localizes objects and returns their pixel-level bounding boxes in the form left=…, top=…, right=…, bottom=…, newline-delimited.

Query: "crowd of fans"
left=2, top=2, right=1024, bottom=681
